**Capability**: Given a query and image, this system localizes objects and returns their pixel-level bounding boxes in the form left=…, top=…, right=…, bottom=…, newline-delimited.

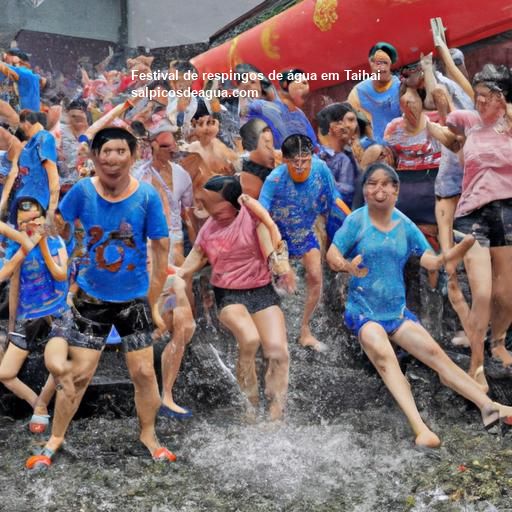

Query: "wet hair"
left=90, top=127, right=137, bottom=155
left=192, top=98, right=210, bottom=121
left=19, top=110, right=47, bottom=128
left=281, top=134, right=313, bottom=158
left=169, top=59, right=197, bottom=76
left=240, top=119, right=271, bottom=151
left=67, top=99, right=88, bottom=112
left=279, top=68, right=307, bottom=91
left=6, top=48, right=30, bottom=63
left=316, top=102, right=356, bottom=136
left=368, top=42, right=398, bottom=64
left=203, top=175, right=242, bottom=210
left=362, top=162, right=400, bottom=187
left=473, top=64, right=512, bottom=102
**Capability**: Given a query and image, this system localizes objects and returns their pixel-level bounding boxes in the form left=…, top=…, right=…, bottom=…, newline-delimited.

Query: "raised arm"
left=435, top=40, right=474, bottom=101
left=0, top=63, right=19, bottom=81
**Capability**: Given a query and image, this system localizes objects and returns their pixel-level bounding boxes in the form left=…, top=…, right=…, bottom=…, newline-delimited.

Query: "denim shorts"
left=454, top=199, right=512, bottom=248
left=345, top=308, right=419, bottom=337
left=70, top=289, right=154, bottom=352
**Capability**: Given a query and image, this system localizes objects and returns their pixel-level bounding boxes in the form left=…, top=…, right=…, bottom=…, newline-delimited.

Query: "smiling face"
left=363, top=168, right=399, bottom=211
left=93, top=139, right=134, bottom=190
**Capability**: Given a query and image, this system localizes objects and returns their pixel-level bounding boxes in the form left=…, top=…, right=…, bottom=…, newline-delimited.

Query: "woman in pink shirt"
left=439, top=64, right=512, bottom=390
left=180, top=175, right=291, bottom=421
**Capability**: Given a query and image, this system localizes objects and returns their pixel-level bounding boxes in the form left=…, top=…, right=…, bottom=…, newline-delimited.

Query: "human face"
left=285, top=153, right=312, bottom=182
left=17, top=200, right=43, bottom=231
left=169, top=69, right=194, bottom=93
left=342, top=111, right=358, bottom=140
left=288, top=77, right=309, bottom=107
left=400, top=89, right=423, bottom=127
left=93, top=139, right=134, bottom=190
left=474, top=83, right=506, bottom=123
left=238, top=75, right=262, bottom=97
left=68, top=109, right=88, bottom=133
left=254, top=129, right=275, bottom=168
left=154, top=132, right=177, bottom=160
left=363, top=168, right=399, bottom=210
left=370, top=55, right=391, bottom=84
left=194, top=116, right=219, bottom=142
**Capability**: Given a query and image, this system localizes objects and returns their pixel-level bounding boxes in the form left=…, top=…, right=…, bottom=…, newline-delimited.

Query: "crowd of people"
left=0, top=32, right=511, bottom=472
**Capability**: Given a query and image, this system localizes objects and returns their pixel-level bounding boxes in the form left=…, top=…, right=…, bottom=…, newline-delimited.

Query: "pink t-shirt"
left=447, top=110, right=512, bottom=217
left=195, top=205, right=271, bottom=289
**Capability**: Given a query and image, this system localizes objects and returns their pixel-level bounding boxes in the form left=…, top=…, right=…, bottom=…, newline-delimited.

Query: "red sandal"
left=152, top=447, right=177, bottom=462
left=25, top=448, right=55, bottom=472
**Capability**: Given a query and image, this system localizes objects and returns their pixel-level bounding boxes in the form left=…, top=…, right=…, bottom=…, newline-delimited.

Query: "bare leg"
left=464, top=243, right=493, bottom=391
left=161, top=305, right=196, bottom=413
left=219, top=304, right=261, bottom=409
left=489, top=246, right=512, bottom=367
left=358, top=322, right=440, bottom=447
left=251, top=306, right=289, bottom=421
left=44, top=336, right=75, bottom=400
left=391, top=321, right=496, bottom=426
left=44, top=346, right=101, bottom=453
left=0, top=344, right=38, bottom=408
left=125, top=346, right=162, bottom=455
left=299, top=248, right=325, bottom=351
left=33, top=375, right=56, bottom=416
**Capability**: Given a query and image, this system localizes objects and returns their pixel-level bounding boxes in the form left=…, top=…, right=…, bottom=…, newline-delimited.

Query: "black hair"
left=6, top=48, right=30, bottom=62
left=169, top=59, right=197, bottom=76
left=240, top=118, right=271, bottom=151
left=90, top=127, right=137, bottom=155
left=315, top=103, right=355, bottom=136
left=19, top=110, right=47, bottom=129
left=130, top=120, right=148, bottom=138
left=203, top=175, right=242, bottom=210
left=279, top=68, right=307, bottom=91
left=362, top=162, right=400, bottom=186
left=281, top=134, right=313, bottom=158
left=67, top=99, right=88, bottom=112
left=192, top=98, right=210, bottom=121
left=473, top=64, right=512, bottom=102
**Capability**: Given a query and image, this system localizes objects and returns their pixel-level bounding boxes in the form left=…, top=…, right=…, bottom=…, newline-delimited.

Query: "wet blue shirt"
left=58, top=179, right=168, bottom=302
left=11, top=130, right=57, bottom=222
left=0, top=150, right=11, bottom=199
left=259, top=156, right=344, bottom=257
left=4, top=65, right=40, bottom=111
left=247, top=98, right=318, bottom=149
left=6, top=236, right=69, bottom=320
left=332, top=206, right=431, bottom=321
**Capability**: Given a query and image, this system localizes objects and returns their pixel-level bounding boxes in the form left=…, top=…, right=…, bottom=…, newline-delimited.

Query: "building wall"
left=0, top=0, right=122, bottom=43
left=127, top=0, right=261, bottom=48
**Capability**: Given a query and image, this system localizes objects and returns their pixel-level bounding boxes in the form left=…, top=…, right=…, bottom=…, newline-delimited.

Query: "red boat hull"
left=191, top=0, right=512, bottom=91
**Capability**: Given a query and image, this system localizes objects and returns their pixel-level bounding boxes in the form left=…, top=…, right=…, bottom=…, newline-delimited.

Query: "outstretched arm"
left=239, top=194, right=281, bottom=249
left=179, top=246, right=208, bottom=281
left=420, top=234, right=475, bottom=273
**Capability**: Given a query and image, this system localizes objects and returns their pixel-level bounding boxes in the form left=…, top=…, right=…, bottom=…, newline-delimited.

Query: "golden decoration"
left=261, top=20, right=280, bottom=60
left=313, top=0, right=338, bottom=32
left=228, top=35, right=242, bottom=70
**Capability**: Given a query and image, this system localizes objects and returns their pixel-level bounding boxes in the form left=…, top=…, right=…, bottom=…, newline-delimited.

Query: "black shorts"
left=454, top=199, right=512, bottom=248
left=71, top=289, right=154, bottom=352
left=396, top=169, right=438, bottom=225
left=8, top=310, right=81, bottom=352
left=213, top=283, right=280, bottom=314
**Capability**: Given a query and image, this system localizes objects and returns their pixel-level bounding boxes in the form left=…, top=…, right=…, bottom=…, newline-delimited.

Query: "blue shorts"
left=345, top=308, right=419, bottom=337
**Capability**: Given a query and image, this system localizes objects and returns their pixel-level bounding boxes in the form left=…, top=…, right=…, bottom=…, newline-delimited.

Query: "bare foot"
left=140, top=431, right=160, bottom=456
left=299, top=331, right=327, bottom=352
left=415, top=429, right=441, bottom=448
left=491, top=344, right=512, bottom=368
left=451, top=331, right=470, bottom=348
left=470, top=366, right=489, bottom=394
left=482, top=402, right=512, bottom=428
left=161, top=400, right=189, bottom=415
left=268, top=401, right=284, bottom=422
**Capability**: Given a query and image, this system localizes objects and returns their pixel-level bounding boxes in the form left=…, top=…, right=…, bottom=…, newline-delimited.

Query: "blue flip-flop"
left=158, top=404, right=193, bottom=419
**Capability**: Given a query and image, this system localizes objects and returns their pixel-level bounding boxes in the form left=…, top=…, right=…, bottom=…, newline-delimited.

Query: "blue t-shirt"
left=259, top=156, right=345, bottom=257
left=5, top=65, right=40, bottom=111
left=6, top=236, right=69, bottom=320
left=0, top=150, right=11, bottom=199
left=247, top=98, right=318, bottom=149
left=332, top=206, right=431, bottom=321
left=11, top=130, right=57, bottom=222
left=58, top=179, right=168, bottom=302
